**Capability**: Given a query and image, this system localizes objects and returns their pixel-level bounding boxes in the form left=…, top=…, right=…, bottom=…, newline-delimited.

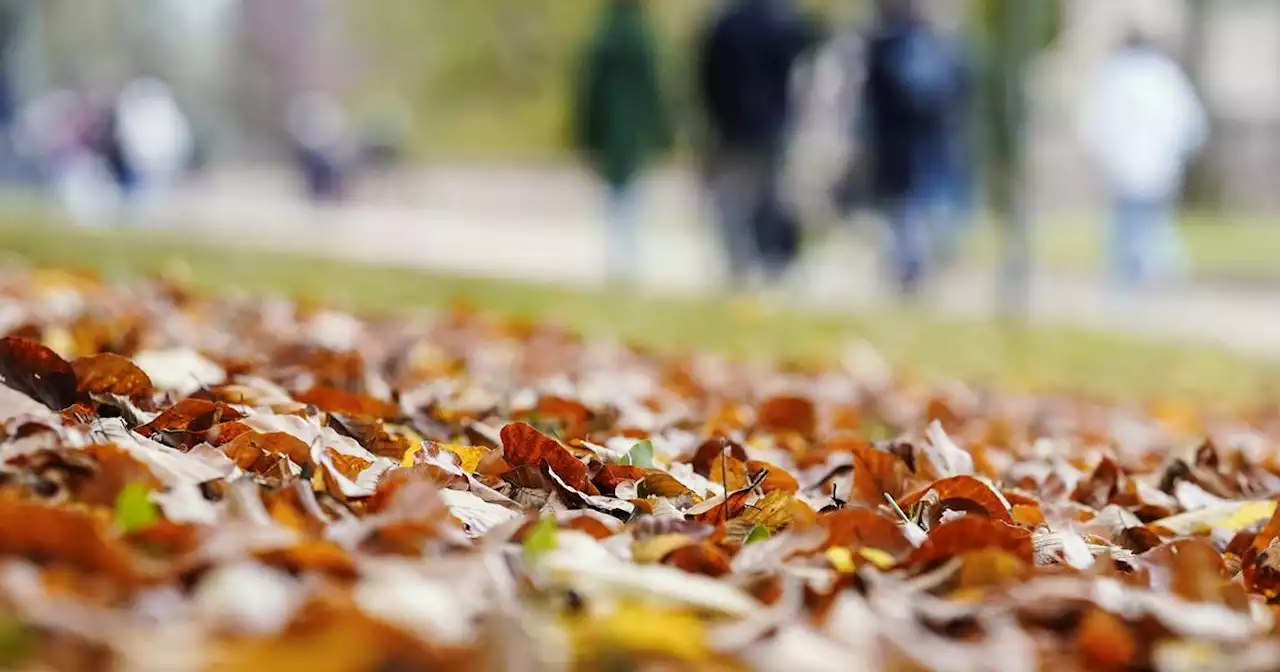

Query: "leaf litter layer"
left=0, top=269, right=1278, bottom=670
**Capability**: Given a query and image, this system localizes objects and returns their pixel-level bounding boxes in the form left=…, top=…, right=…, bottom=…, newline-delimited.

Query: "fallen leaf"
left=501, top=422, right=597, bottom=495
left=756, top=395, right=816, bottom=436
left=72, top=353, right=154, bottom=399
left=295, top=386, right=400, bottom=420
left=0, top=336, right=77, bottom=410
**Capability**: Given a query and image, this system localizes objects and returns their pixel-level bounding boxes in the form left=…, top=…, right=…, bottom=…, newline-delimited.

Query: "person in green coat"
left=572, top=0, right=673, bottom=285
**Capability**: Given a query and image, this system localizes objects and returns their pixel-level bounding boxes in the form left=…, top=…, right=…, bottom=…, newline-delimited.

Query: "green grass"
left=0, top=211, right=1275, bottom=410
left=944, top=213, right=1280, bottom=286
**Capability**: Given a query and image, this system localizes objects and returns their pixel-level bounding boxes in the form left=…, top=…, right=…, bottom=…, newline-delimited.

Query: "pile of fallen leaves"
left=3, top=268, right=1280, bottom=671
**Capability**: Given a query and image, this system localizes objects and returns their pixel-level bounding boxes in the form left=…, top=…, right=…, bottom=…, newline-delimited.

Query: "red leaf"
left=500, top=422, right=597, bottom=495
left=0, top=336, right=77, bottom=410
left=592, top=464, right=647, bottom=496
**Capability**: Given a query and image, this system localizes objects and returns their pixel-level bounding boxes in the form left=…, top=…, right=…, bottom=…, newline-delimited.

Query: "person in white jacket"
left=1080, top=32, right=1208, bottom=290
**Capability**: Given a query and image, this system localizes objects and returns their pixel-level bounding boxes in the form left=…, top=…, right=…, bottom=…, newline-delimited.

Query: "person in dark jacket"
left=864, top=0, right=968, bottom=295
left=573, top=0, right=672, bottom=285
left=697, top=0, right=818, bottom=288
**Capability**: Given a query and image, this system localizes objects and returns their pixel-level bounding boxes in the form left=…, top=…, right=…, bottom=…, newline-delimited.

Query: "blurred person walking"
left=287, top=92, right=354, bottom=204
left=697, top=0, right=819, bottom=289
left=112, top=77, right=194, bottom=224
left=1080, top=32, right=1207, bottom=291
left=572, top=0, right=672, bottom=285
left=864, top=0, right=970, bottom=296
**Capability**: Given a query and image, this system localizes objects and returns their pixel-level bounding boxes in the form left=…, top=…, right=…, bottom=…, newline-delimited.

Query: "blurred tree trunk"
left=970, top=0, right=1060, bottom=319
left=1181, top=0, right=1219, bottom=208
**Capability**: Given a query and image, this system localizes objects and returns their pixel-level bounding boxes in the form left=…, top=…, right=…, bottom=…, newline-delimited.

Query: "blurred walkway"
left=160, top=167, right=1280, bottom=357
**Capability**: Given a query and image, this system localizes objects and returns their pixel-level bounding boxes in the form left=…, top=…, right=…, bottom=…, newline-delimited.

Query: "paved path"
left=157, top=167, right=1280, bottom=357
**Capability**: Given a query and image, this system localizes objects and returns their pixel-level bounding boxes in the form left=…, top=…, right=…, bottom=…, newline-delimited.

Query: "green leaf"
left=744, top=524, right=771, bottom=545
left=114, top=482, right=159, bottom=533
left=523, top=515, right=559, bottom=560
left=0, top=617, right=30, bottom=668
left=620, top=439, right=655, bottom=468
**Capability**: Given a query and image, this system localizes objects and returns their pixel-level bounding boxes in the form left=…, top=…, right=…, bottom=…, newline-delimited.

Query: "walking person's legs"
left=1110, top=196, right=1150, bottom=291
left=885, top=195, right=929, bottom=297
left=604, top=180, right=640, bottom=285
left=710, top=148, right=762, bottom=288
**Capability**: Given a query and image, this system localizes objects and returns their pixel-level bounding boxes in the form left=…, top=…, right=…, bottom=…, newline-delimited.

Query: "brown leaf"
left=661, top=542, right=731, bottom=577
left=638, top=472, right=697, bottom=499
left=221, top=431, right=313, bottom=473
left=593, top=464, right=647, bottom=496
left=71, top=353, right=154, bottom=399
left=1070, top=457, right=1121, bottom=509
left=137, top=398, right=245, bottom=440
left=0, top=336, right=78, bottom=410
left=688, top=438, right=748, bottom=477
left=500, top=422, right=597, bottom=495
left=756, top=395, right=816, bottom=436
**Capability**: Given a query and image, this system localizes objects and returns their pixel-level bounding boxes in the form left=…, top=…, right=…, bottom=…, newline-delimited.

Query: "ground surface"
left=2, top=166, right=1278, bottom=407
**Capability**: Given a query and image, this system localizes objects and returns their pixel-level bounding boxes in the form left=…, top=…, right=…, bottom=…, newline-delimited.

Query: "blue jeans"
left=1111, top=196, right=1182, bottom=289
left=605, top=181, right=640, bottom=283
left=886, top=194, right=932, bottom=295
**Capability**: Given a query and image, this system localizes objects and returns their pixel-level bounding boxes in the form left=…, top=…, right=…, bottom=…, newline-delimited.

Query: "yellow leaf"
left=567, top=602, right=709, bottom=664
left=439, top=443, right=489, bottom=473
left=826, top=546, right=856, bottom=573
left=857, top=547, right=896, bottom=570
left=43, top=327, right=75, bottom=361
left=738, top=491, right=794, bottom=532
left=1153, top=500, right=1276, bottom=536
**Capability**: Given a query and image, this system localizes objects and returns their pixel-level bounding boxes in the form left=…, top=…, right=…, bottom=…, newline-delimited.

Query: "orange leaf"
left=756, top=395, right=816, bottom=435
left=295, top=386, right=400, bottom=420
left=904, top=516, right=1033, bottom=568
left=818, top=508, right=912, bottom=554
left=0, top=336, right=78, bottom=410
left=1011, top=504, right=1045, bottom=528
left=72, top=353, right=154, bottom=399
left=1075, top=608, right=1136, bottom=668
left=500, top=422, right=597, bottom=495
left=325, top=448, right=373, bottom=482
left=852, top=442, right=909, bottom=505
left=899, top=475, right=1013, bottom=524
left=0, top=501, right=142, bottom=586
left=748, top=459, right=799, bottom=494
